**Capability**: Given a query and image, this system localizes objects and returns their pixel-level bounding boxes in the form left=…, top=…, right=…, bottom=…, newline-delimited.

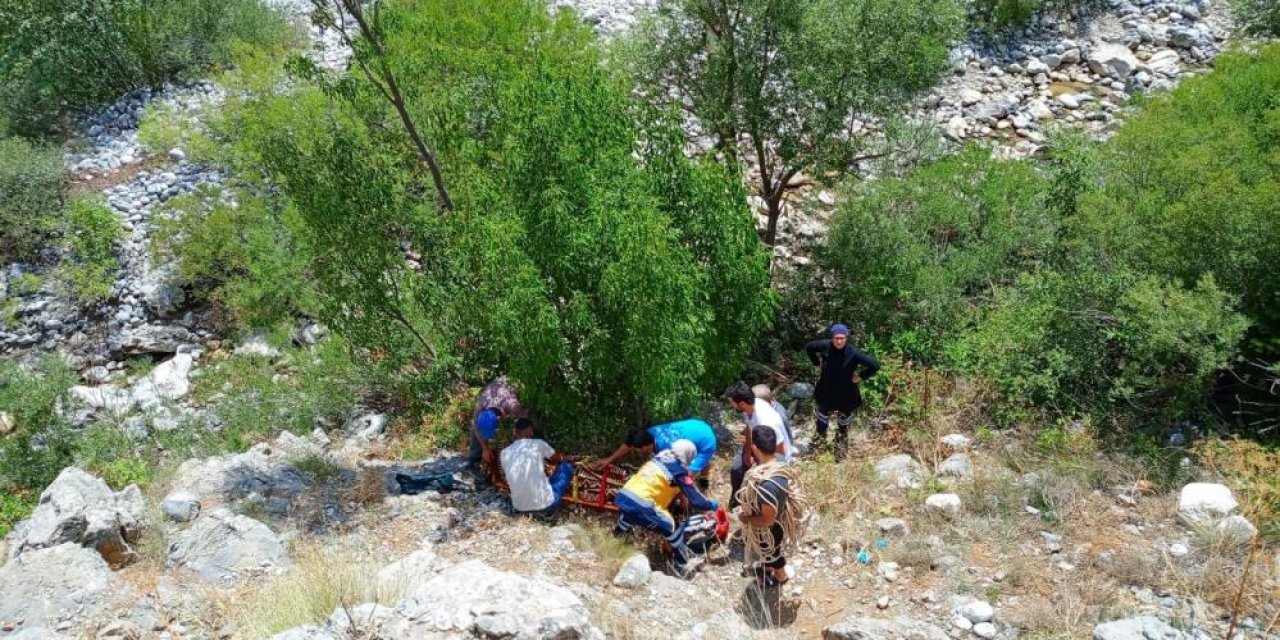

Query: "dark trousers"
left=729, top=452, right=746, bottom=510
left=764, top=523, right=786, bottom=569
left=815, top=403, right=855, bottom=445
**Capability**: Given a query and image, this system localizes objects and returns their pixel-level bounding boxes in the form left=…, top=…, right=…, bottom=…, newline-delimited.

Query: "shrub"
left=1074, top=44, right=1280, bottom=360
left=0, top=0, right=298, bottom=136
left=151, top=186, right=317, bottom=328
left=59, top=199, right=122, bottom=304
left=822, top=145, right=1056, bottom=353
left=952, top=269, right=1247, bottom=425
left=0, top=357, right=77, bottom=531
left=1231, top=0, right=1280, bottom=36
left=0, top=137, right=64, bottom=262
left=973, top=0, right=1043, bottom=31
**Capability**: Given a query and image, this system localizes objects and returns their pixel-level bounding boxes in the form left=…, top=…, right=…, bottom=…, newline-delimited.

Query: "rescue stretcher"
left=487, top=454, right=730, bottom=545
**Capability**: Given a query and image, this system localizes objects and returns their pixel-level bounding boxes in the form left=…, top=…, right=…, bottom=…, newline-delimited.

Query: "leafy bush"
left=59, top=199, right=122, bottom=304
left=972, top=0, right=1042, bottom=31
left=0, top=0, right=298, bottom=136
left=1231, top=0, right=1280, bottom=36
left=822, top=145, right=1056, bottom=353
left=1073, top=45, right=1280, bottom=359
left=953, top=270, right=1247, bottom=424
left=0, top=357, right=77, bottom=533
left=151, top=186, right=317, bottom=328
left=0, top=137, right=64, bottom=262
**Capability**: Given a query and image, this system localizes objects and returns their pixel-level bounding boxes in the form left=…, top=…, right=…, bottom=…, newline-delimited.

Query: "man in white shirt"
left=501, top=418, right=574, bottom=516
left=725, top=381, right=793, bottom=509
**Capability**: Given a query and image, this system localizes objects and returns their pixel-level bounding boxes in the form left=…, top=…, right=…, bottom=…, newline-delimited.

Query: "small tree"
left=627, top=0, right=964, bottom=244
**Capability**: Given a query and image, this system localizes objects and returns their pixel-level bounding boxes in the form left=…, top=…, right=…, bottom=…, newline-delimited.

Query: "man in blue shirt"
left=591, top=417, right=718, bottom=476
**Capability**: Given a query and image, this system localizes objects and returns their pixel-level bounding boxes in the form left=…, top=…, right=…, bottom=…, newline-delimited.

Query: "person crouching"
left=501, top=418, right=574, bottom=518
left=614, top=440, right=720, bottom=578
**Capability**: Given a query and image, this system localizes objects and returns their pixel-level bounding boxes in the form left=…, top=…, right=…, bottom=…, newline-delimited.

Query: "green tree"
left=229, top=0, right=773, bottom=442
left=625, top=0, right=964, bottom=244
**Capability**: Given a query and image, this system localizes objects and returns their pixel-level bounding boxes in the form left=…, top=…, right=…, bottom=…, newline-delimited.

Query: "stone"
left=10, top=468, right=146, bottom=567
left=130, top=353, right=193, bottom=408
left=786, top=382, right=814, bottom=400
left=925, top=493, right=961, bottom=515
left=960, top=89, right=983, bottom=106
left=168, top=431, right=321, bottom=504
left=944, top=115, right=968, bottom=141
left=875, top=454, right=926, bottom=489
left=168, top=148, right=186, bottom=163
left=974, top=622, right=997, bottom=639
left=1026, top=59, right=1050, bottom=75
left=959, top=600, right=995, bottom=623
left=167, top=507, right=291, bottom=583
left=0, top=411, right=14, bottom=436
left=876, top=517, right=909, bottom=538
left=940, top=433, right=970, bottom=450
left=160, top=492, right=201, bottom=523
left=1058, top=93, right=1081, bottom=109
left=876, top=561, right=899, bottom=582
left=381, top=560, right=602, bottom=639
left=1169, top=543, right=1189, bottom=556
left=1042, top=53, right=1064, bottom=69
left=1215, top=515, right=1257, bottom=542
left=1177, top=483, right=1238, bottom=524
left=375, top=549, right=447, bottom=596
left=113, top=325, right=195, bottom=355
left=938, top=453, right=972, bottom=478
left=1088, top=44, right=1139, bottom=81
left=233, top=334, right=282, bottom=359
left=876, top=596, right=890, bottom=610
left=136, top=267, right=186, bottom=318
left=612, top=553, right=651, bottom=589
left=952, top=615, right=974, bottom=631
left=1092, top=616, right=1187, bottom=640
left=343, top=413, right=389, bottom=442
left=0, top=544, right=129, bottom=634
left=69, top=385, right=133, bottom=415
left=1145, top=50, right=1181, bottom=76
left=823, top=616, right=950, bottom=640
left=1028, top=100, right=1055, bottom=120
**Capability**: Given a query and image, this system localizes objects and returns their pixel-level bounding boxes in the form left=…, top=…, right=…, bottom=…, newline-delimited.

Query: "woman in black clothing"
left=804, top=323, right=880, bottom=454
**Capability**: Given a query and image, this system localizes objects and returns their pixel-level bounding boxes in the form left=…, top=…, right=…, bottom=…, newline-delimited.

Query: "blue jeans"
left=521, top=461, right=574, bottom=518
left=615, top=492, right=692, bottom=564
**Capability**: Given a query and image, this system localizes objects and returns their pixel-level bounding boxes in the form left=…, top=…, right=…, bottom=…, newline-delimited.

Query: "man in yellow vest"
left=614, top=440, right=719, bottom=578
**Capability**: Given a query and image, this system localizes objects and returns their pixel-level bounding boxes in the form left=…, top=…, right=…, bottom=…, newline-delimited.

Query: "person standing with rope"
left=734, top=425, right=808, bottom=589
left=805, top=323, right=880, bottom=456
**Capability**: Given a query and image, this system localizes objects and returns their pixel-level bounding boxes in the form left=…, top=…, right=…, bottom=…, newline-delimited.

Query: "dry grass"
left=889, top=535, right=937, bottom=571
left=568, top=522, right=640, bottom=581
left=1003, top=577, right=1126, bottom=639
left=234, top=544, right=384, bottom=639
left=1100, top=547, right=1161, bottom=588
left=1158, top=527, right=1280, bottom=621
left=347, top=467, right=387, bottom=506
left=1193, top=437, right=1280, bottom=542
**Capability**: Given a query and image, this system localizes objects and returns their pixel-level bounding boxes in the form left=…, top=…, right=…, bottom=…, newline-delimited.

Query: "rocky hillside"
left=1, top=0, right=1277, bottom=638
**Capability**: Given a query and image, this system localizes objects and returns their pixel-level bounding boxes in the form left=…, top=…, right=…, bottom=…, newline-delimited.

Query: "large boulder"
left=167, top=507, right=291, bottom=584
left=168, top=431, right=323, bottom=506
left=1087, top=44, right=1139, bottom=81
left=9, top=468, right=146, bottom=567
left=380, top=560, right=603, bottom=639
left=0, top=544, right=130, bottom=634
left=937, top=453, right=972, bottom=479
left=1177, top=483, right=1238, bottom=524
left=823, top=616, right=949, bottom=640
left=1092, top=616, right=1186, bottom=640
